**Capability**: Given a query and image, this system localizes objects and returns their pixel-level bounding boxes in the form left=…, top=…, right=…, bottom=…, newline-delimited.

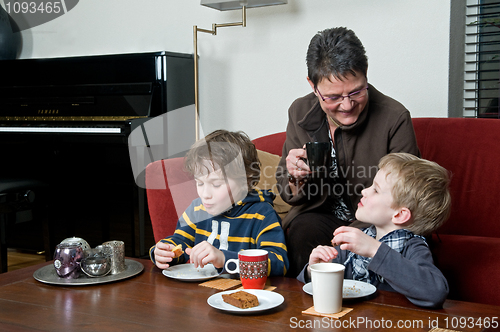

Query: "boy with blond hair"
left=298, top=153, right=451, bottom=307
left=150, top=129, right=289, bottom=276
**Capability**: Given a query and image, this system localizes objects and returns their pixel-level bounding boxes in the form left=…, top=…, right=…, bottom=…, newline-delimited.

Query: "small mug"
left=305, top=142, right=330, bottom=175
left=224, top=249, right=268, bottom=289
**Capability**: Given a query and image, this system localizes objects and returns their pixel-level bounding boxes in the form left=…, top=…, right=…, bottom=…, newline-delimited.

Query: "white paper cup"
left=310, top=262, right=345, bottom=313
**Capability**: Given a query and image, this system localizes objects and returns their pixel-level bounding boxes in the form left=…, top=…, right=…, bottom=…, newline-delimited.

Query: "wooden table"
left=0, top=258, right=498, bottom=331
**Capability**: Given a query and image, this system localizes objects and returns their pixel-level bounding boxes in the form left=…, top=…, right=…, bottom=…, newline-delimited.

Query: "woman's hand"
left=185, top=241, right=225, bottom=269
left=332, top=226, right=381, bottom=258
left=153, top=241, right=177, bottom=269
left=286, top=146, right=310, bottom=181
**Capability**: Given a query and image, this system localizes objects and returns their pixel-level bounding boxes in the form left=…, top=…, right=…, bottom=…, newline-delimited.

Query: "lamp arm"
left=196, top=6, right=247, bottom=36
left=193, top=6, right=247, bottom=140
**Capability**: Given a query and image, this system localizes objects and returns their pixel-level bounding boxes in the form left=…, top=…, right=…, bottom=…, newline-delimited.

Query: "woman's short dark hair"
left=184, top=129, right=261, bottom=190
left=306, top=27, right=368, bottom=88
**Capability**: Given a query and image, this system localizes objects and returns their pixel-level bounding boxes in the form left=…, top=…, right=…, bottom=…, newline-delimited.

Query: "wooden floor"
left=7, top=249, right=47, bottom=272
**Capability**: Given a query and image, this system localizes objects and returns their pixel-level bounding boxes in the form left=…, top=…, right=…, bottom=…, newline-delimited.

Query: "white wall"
left=14, top=0, right=451, bottom=140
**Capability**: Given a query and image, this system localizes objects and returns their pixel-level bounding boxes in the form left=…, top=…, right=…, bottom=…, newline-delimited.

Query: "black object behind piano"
left=0, top=51, right=195, bottom=257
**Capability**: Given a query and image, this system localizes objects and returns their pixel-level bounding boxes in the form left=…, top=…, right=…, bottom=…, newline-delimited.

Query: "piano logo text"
left=38, top=109, right=59, bottom=115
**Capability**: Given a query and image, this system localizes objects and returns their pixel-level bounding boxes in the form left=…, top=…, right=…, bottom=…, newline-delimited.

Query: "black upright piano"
left=0, top=51, right=195, bottom=257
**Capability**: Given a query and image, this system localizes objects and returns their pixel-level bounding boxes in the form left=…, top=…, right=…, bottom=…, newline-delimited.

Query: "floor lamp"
left=194, top=0, right=287, bottom=140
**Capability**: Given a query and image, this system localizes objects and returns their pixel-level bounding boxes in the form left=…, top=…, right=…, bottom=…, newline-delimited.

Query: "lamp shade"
left=201, top=0, right=287, bottom=11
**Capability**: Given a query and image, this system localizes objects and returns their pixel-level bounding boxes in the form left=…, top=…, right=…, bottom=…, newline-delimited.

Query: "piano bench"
left=0, top=178, right=52, bottom=273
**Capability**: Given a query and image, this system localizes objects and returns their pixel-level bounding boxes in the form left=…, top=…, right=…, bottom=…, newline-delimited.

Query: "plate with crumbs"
left=163, top=263, right=221, bottom=282
left=207, top=289, right=284, bottom=314
left=303, top=279, right=377, bottom=299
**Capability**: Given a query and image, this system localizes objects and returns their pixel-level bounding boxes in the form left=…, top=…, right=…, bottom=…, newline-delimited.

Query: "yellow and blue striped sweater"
left=150, top=189, right=289, bottom=276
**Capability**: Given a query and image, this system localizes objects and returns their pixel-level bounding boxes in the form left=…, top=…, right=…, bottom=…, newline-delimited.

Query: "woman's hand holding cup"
left=286, top=147, right=309, bottom=173
left=286, top=146, right=310, bottom=196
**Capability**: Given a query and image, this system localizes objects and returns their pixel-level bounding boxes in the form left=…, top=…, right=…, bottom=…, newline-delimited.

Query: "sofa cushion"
left=431, top=234, right=500, bottom=306
left=255, top=150, right=291, bottom=219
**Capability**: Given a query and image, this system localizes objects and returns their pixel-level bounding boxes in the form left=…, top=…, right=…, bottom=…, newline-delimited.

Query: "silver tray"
left=33, top=259, right=144, bottom=286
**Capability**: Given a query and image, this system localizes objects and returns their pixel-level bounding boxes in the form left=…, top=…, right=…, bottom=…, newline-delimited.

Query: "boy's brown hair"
left=184, top=129, right=260, bottom=191
left=379, top=153, right=451, bottom=235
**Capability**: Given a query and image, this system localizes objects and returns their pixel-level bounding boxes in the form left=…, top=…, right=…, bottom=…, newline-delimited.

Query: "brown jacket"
left=277, top=84, right=420, bottom=230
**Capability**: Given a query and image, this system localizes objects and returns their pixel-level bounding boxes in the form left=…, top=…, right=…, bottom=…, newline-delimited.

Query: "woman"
left=277, top=27, right=420, bottom=277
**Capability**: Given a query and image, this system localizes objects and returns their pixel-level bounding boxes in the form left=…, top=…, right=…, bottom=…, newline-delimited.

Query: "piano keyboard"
left=0, top=116, right=148, bottom=134
left=0, top=127, right=122, bottom=134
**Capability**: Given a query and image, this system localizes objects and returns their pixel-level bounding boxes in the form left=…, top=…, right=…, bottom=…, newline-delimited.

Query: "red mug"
left=224, top=249, right=268, bottom=289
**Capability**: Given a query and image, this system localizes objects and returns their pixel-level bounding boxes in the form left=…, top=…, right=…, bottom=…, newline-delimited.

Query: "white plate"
left=302, top=279, right=377, bottom=299
left=207, top=289, right=284, bottom=314
left=162, top=264, right=221, bottom=282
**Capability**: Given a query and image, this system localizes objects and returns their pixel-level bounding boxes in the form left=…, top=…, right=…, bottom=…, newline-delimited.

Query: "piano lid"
left=0, top=51, right=194, bottom=122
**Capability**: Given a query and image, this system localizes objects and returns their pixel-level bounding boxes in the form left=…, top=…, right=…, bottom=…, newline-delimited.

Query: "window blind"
left=464, top=0, right=500, bottom=118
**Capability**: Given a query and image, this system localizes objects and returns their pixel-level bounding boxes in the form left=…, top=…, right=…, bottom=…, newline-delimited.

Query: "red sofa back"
left=412, top=118, right=500, bottom=238
left=252, top=132, right=286, bottom=156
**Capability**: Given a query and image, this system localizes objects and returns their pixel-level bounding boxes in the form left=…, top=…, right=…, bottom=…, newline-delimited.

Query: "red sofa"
left=146, top=117, right=500, bottom=306
left=411, top=118, right=500, bottom=307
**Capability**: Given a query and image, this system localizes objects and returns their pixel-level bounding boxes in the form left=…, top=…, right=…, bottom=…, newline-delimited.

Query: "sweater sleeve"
left=149, top=209, right=198, bottom=265
left=276, top=101, right=311, bottom=206
left=276, top=98, right=324, bottom=206
left=368, top=238, right=448, bottom=308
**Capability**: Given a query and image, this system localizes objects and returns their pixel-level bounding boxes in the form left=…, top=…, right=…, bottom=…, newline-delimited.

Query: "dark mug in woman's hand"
left=305, top=142, right=330, bottom=175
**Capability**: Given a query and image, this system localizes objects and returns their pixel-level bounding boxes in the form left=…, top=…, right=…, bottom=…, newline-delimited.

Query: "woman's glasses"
left=316, top=86, right=369, bottom=105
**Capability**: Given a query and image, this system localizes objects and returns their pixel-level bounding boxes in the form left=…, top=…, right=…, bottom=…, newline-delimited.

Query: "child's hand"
left=332, top=226, right=381, bottom=258
left=185, top=241, right=225, bottom=269
left=306, top=245, right=338, bottom=278
left=153, top=242, right=177, bottom=269
left=309, top=245, right=338, bottom=266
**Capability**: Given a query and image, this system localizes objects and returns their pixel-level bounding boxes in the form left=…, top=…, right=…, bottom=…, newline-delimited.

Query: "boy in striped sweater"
left=150, top=130, right=289, bottom=276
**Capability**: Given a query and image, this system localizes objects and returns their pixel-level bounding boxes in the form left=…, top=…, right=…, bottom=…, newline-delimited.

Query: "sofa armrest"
left=431, top=234, right=500, bottom=306
left=145, top=158, right=196, bottom=242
